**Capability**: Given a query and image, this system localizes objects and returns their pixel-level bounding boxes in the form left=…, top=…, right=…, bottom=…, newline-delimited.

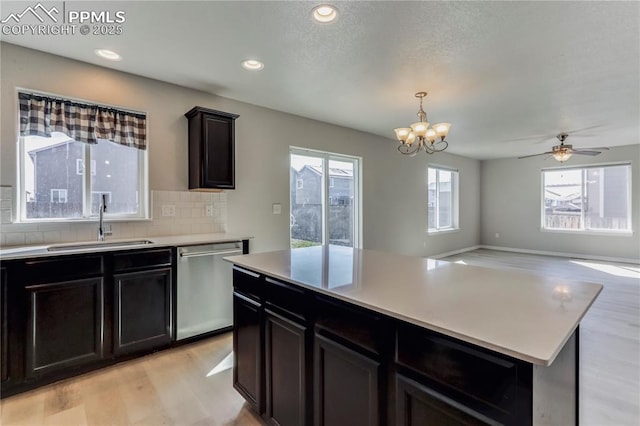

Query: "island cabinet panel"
left=395, top=374, right=489, bottom=426
left=396, top=325, right=532, bottom=425
left=314, top=296, right=387, bottom=356
left=1, top=267, right=7, bottom=382
left=25, top=277, right=104, bottom=378
left=265, top=309, right=311, bottom=426
left=113, top=268, right=173, bottom=356
left=233, top=291, right=264, bottom=414
left=314, top=333, right=381, bottom=426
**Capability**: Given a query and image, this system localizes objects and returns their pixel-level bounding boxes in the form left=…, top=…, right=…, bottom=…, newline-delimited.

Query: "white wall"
left=480, top=144, right=640, bottom=261
left=0, top=43, right=481, bottom=256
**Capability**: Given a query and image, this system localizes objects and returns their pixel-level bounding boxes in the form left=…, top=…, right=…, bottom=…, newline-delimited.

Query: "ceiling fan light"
left=394, top=128, right=411, bottom=142
left=433, top=123, right=451, bottom=139
left=410, top=122, right=429, bottom=137
left=553, top=151, right=573, bottom=162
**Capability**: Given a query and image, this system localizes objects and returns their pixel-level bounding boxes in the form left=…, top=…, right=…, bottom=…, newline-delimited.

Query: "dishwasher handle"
left=179, top=249, right=243, bottom=259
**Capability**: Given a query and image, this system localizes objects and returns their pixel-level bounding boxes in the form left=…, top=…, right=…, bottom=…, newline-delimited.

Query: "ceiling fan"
left=517, top=133, right=609, bottom=162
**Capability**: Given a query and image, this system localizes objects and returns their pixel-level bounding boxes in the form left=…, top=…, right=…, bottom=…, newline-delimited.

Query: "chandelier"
left=393, top=92, right=451, bottom=156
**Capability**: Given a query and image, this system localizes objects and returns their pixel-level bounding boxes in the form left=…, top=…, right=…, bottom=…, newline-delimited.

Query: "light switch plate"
left=272, top=203, right=282, bottom=214
left=205, top=205, right=213, bottom=217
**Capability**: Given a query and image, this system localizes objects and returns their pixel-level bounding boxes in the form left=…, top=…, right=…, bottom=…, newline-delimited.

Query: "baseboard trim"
left=478, top=245, right=640, bottom=265
left=431, top=245, right=481, bottom=259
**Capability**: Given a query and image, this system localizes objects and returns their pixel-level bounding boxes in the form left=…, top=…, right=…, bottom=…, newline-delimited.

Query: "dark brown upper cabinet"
left=185, top=106, right=239, bottom=190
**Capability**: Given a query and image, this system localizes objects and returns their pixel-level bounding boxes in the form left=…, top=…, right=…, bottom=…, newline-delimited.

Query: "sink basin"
left=47, top=240, right=155, bottom=252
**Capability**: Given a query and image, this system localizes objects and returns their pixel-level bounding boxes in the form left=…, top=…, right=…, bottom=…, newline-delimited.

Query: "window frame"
left=427, top=164, right=460, bottom=233
left=540, top=162, right=632, bottom=235
left=15, top=89, right=150, bottom=223
left=289, top=146, right=362, bottom=248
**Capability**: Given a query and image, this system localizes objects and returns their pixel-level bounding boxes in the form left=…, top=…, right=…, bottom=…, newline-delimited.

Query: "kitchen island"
left=225, top=245, right=602, bottom=426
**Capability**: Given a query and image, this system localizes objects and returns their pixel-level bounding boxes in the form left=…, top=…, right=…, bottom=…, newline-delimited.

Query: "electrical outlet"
left=495, top=233, right=500, bottom=239
left=205, top=205, right=214, bottom=217
left=162, top=204, right=176, bottom=217
left=272, top=203, right=282, bottom=214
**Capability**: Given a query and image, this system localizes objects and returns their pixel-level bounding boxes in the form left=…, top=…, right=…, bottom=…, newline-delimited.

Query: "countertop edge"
left=226, top=257, right=602, bottom=367
left=0, top=233, right=252, bottom=260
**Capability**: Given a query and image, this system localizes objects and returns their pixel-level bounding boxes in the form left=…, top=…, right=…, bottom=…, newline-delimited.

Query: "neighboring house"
left=428, top=180, right=452, bottom=229
left=293, top=165, right=353, bottom=206
left=544, top=166, right=629, bottom=229
left=291, top=165, right=354, bottom=245
left=28, top=138, right=139, bottom=218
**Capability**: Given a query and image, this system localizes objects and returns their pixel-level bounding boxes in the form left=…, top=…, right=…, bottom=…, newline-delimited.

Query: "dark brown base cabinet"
left=1, top=267, right=8, bottom=383
left=232, top=266, right=579, bottom=426
left=395, top=374, right=491, bottom=426
left=265, top=310, right=310, bottom=426
left=113, top=268, right=172, bottom=356
left=233, top=291, right=264, bottom=413
left=1, top=248, right=175, bottom=397
left=315, top=334, right=380, bottom=426
left=25, top=277, right=105, bottom=378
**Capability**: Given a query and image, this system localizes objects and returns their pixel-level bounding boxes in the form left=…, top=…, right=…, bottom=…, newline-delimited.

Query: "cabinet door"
left=1, top=267, right=7, bottom=382
left=113, top=268, right=172, bottom=356
left=265, top=310, right=309, bottom=426
left=202, top=114, right=234, bottom=188
left=315, top=333, right=380, bottom=426
left=25, top=278, right=104, bottom=378
left=395, top=374, right=490, bottom=426
left=233, top=291, right=263, bottom=413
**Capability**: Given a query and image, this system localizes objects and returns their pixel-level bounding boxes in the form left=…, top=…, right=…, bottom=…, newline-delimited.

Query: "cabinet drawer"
left=396, top=326, right=530, bottom=421
left=314, top=296, right=385, bottom=356
left=113, top=248, right=172, bottom=272
left=395, top=374, right=491, bottom=426
left=22, top=255, right=103, bottom=284
left=265, top=277, right=307, bottom=321
left=233, top=267, right=263, bottom=300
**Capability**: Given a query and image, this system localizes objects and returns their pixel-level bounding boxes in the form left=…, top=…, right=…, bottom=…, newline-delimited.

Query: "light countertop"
left=225, top=245, right=603, bottom=366
left=0, top=233, right=251, bottom=260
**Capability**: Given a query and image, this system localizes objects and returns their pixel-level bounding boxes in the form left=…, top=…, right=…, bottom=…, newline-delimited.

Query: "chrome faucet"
left=98, top=194, right=111, bottom=241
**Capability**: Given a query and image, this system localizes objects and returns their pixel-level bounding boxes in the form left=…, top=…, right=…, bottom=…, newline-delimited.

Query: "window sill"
left=540, top=228, right=634, bottom=237
left=428, top=228, right=460, bottom=235
left=13, top=217, right=152, bottom=224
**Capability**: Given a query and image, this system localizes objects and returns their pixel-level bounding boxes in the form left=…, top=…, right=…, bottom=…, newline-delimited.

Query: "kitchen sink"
left=47, top=239, right=155, bottom=252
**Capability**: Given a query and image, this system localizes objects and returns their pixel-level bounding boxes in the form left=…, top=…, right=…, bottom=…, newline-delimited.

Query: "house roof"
left=302, top=165, right=353, bottom=178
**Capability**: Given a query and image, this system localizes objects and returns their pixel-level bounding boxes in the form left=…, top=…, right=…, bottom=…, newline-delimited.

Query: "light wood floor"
left=0, top=333, right=263, bottom=425
left=1, top=249, right=638, bottom=425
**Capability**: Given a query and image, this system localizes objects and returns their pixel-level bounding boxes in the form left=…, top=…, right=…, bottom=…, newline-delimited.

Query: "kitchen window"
left=17, top=91, right=148, bottom=221
left=541, top=163, right=631, bottom=233
left=290, top=147, right=361, bottom=248
left=428, top=166, right=459, bottom=232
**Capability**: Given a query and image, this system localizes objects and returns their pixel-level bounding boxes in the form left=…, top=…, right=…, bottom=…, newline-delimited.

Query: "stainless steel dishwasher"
left=176, top=242, right=243, bottom=340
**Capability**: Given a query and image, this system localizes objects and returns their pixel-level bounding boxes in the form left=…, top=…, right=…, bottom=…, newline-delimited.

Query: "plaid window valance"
left=19, top=92, right=147, bottom=150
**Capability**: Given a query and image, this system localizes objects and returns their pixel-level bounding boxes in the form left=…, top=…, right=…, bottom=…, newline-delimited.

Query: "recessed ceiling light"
left=312, top=4, right=338, bottom=23
left=241, top=59, right=264, bottom=71
left=95, top=49, right=122, bottom=61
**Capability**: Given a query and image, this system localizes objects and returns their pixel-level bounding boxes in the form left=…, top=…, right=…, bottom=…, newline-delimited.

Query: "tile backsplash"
left=0, top=190, right=227, bottom=247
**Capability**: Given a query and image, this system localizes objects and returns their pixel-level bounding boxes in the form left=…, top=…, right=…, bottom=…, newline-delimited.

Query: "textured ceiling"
left=2, top=1, right=639, bottom=159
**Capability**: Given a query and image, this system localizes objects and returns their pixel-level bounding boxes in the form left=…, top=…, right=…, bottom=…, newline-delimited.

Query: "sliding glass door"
left=290, top=148, right=360, bottom=248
